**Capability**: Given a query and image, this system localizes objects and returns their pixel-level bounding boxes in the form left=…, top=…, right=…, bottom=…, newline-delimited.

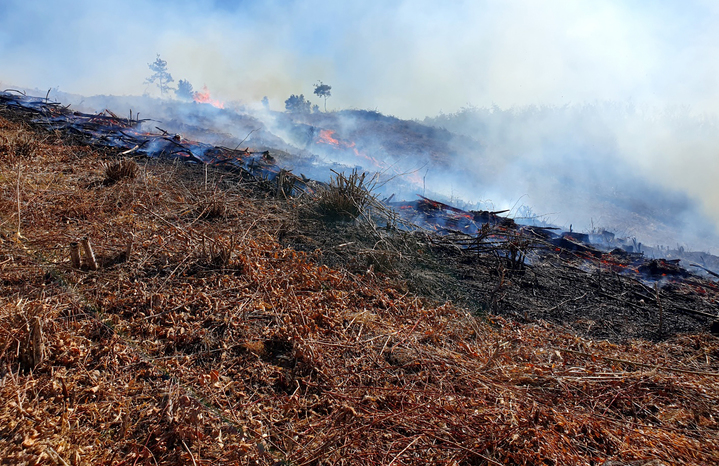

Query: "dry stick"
left=689, top=263, right=719, bottom=279
left=377, top=334, right=394, bottom=361
left=81, top=237, right=98, bottom=270
left=45, top=446, right=70, bottom=466
left=233, top=128, right=258, bottom=150
left=23, top=316, right=44, bottom=370
left=387, top=435, right=423, bottom=466
left=125, top=233, right=134, bottom=259
left=120, top=144, right=139, bottom=155
left=16, top=162, right=21, bottom=237
left=655, top=282, right=663, bottom=337
left=276, top=169, right=286, bottom=199
left=181, top=440, right=198, bottom=466
left=69, top=242, right=81, bottom=268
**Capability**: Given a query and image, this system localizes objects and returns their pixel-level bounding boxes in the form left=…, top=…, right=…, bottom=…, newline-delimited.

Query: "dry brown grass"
left=1, top=111, right=718, bottom=466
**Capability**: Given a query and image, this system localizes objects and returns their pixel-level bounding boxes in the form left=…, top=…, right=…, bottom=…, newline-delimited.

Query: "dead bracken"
left=1, top=92, right=719, bottom=465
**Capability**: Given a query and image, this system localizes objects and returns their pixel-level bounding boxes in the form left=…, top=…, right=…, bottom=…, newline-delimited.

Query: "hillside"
left=1, top=95, right=719, bottom=465
left=29, top=89, right=719, bottom=251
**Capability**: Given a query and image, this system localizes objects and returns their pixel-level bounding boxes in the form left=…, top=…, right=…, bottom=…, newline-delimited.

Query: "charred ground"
left=280, top=198, right=718, bottom=343
left=1, top=97, right=719, bottom=465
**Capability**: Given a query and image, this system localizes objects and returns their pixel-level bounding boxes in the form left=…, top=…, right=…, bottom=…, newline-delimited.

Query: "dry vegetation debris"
left=1, top=108, right=719, bottom=466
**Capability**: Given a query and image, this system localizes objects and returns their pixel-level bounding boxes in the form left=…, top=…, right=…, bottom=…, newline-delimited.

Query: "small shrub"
left=104, top=159, right=139, bottom=184
left=196, top=196, right=228, bottom=220
left=317, top=170, right=373, bottom=221
left=0, top=129, right=37, bottom=162
left=209, top=237, right=234, bottom=268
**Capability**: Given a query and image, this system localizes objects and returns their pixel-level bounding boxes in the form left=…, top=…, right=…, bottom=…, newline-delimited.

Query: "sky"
left=2, top=0, right=719, bottom=118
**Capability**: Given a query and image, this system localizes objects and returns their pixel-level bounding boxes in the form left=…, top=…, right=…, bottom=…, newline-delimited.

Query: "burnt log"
left=552, top=236, right=603, bottom=258
left=637, top=259, right=689, bottom=279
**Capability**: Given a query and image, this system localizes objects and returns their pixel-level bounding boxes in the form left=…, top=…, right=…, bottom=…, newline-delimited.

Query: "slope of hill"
left=30, top=89, right=719, bottom=252
left=1, top=97, right=719, bottom=465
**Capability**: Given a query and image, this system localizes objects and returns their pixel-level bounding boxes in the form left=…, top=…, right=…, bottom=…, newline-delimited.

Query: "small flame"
left=316, top=129, right=356, bottom=151
left=315, top=129, right=424, bottom=186
left=316, top=129, right=385, bottom=169
left=194, top=85, right=224, bottom=109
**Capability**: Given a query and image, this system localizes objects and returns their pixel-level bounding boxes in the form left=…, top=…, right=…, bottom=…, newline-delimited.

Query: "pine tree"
left=313, top=81, right=332, bottom=112
left=145, top=54, right=175, bottom=96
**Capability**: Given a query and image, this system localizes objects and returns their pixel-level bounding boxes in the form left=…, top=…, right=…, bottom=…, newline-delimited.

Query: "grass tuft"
left=196, top=195, right=228, bottom=220
left=103, top=158, right=139, bottom=184
left=316, top=169, right=373, bottom=221
left=0, top=129, right=37, bottom=163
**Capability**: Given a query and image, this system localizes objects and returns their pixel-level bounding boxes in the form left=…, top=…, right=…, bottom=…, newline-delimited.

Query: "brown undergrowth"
left=1, top=112, right=718, bottom=465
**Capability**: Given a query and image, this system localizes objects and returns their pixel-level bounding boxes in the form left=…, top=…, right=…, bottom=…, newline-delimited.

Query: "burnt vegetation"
left=1, top=91, right=719, bottom=465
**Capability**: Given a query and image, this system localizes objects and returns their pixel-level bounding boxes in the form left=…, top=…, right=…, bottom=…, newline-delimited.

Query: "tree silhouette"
left=145, top=54, right=175, bottom=96
left=284, top=94, right=312, bottom=114
left=175, top=79, right=194, bottom=100
left=313, top=81, right=332, bottom=112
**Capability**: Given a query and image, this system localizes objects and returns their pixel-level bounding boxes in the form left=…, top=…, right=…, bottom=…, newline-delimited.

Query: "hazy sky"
left=2, top=0, right=719, bottom=118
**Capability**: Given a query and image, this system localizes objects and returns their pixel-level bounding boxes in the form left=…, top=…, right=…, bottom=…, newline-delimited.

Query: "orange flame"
left=315, top=129, right=424, bottom=187
left=316, top=129, right=355, bottom=150
left=316, top=129, right=384, bottom=169
left=194, top=85, right=224, bottom=109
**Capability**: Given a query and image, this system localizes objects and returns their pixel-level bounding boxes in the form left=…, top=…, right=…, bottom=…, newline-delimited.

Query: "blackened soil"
left=280, top=210, right=719, bottom=343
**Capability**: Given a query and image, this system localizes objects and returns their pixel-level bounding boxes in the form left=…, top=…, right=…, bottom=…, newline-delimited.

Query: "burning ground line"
left=8, top=88, right=710, bottom=288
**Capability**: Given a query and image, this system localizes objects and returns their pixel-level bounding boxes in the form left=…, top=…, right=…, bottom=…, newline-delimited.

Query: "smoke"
left=422, top=103, right=719, bottom=249
left=2, top=0, right=718, bottom=249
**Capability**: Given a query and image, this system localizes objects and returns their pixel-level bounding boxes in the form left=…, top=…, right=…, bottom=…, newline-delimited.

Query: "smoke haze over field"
left=1, top=0, right=719, bottom=249
left=422, top=104, right=719, bottom=249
